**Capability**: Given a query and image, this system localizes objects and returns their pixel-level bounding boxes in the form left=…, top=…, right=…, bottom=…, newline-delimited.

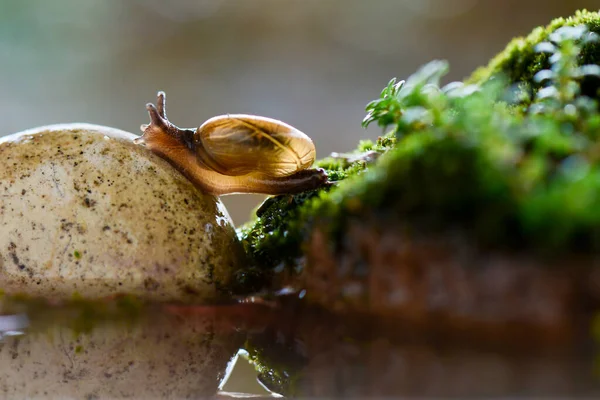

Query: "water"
left=0, top=295, right=598, bottom=398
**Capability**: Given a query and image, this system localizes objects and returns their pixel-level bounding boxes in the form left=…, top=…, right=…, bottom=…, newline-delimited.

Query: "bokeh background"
left=1, top=0, right=598, bottom=225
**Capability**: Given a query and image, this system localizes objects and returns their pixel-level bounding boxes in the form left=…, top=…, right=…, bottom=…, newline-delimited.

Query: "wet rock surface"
left=0, top=124, right=245, bottom=302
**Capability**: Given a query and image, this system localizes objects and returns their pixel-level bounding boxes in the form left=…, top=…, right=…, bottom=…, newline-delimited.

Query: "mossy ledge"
left=239, top=12, right=600, bottom=393
left=238, top=11, right=600, bottom=299
left=467, top=10, right=600, bottom=100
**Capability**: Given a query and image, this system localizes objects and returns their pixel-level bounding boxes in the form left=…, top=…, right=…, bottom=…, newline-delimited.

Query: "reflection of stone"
left=0, top=307, right=242, bottom=398
left=0, top=124, right=245, bottom=303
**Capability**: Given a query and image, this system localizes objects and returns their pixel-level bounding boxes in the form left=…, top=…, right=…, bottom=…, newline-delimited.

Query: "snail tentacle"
left=146, top=103, right=168, bottom=132
left=143, top=95, right=194, bottom=145
left=156, top=91, right=167, bottom=119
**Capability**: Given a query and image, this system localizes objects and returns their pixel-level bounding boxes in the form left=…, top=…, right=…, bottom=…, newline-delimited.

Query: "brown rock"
left=304, top=216, right=597, bottom=341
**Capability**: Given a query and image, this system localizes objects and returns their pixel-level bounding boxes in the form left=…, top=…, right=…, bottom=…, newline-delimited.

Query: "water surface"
left=0, top=295, right=598, bottom=398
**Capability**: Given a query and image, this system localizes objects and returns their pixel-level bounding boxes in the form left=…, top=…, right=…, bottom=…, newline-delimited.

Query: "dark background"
left=1, top=0, right=598, bottom=225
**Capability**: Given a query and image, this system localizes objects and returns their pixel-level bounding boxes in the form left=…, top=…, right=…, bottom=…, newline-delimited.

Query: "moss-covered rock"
left=237, top=136, right=396, bottom=284
left=241, top=13, right=600, bottom=392
left=467, top=10, right=600, bottom=100
left=239, top=11, right=600, bottom=284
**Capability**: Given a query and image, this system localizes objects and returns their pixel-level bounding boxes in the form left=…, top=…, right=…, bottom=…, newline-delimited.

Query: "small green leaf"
left=535, top=42, right=556, bottom=53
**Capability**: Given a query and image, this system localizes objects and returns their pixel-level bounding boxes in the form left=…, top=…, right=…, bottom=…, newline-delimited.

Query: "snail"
left=134, top=92, right=330, bottom=196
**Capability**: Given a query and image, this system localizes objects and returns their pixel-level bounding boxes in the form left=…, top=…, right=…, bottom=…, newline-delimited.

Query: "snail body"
left=135, top=92, right=329, bottom=195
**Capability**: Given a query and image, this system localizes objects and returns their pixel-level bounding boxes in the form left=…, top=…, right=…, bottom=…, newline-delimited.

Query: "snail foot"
left=284, top=167, right=332, bottom=194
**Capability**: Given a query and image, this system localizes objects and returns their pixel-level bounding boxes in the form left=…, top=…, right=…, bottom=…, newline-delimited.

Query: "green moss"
left=468, top=10, right=600, bottom=100
left=238, top=14, right=600, bottom=277
left=0, top=294, right=146, bottom=335
left=238, top=133, right=396, bottom=276
left=242, top=337, right=305, bottom=396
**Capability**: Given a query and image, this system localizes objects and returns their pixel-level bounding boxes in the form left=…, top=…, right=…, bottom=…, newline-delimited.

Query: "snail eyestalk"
left=139, top=92, right=195, bottom=150
left=145, top=99, right=176, bottom=139
left=156, top=91, right=167, bottom=119
left=146, top=103, right=165, bottom=128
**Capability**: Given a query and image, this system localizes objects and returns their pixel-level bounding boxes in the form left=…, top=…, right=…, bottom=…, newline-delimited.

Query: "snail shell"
left=195, top=114, right=316, bottom=177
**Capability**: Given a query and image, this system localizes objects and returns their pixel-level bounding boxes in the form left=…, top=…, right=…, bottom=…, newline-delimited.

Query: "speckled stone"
left=0, top=309, right=241, bottom=398
left=0, top=124, right=245, bottom=302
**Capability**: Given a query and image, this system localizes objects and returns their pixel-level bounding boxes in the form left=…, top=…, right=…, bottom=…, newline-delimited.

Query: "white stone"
left=0, top=124, right=245, bottom=302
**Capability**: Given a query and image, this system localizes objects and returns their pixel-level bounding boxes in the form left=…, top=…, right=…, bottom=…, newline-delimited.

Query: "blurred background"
left=1, top=0, right=598, bottom=225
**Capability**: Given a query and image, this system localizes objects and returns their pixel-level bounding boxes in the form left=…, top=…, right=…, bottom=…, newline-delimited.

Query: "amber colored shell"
left=196, top=114, right=316, bottom=177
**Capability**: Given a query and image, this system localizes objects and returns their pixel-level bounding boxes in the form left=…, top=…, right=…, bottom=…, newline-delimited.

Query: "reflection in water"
left=218, top=349, right=282, bottom=398
left=0, top=296, right=598, bottom=398
left=0, top=313, right=28, bottom=339
left=0, top=300, right=243, bottom=398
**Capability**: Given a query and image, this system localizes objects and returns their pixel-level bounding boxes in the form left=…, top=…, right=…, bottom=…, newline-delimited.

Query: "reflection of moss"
left=0, top=294, right=145, bottom=335
left=239, top=13, right=600, bottom=276
left=242, top=336, right=306, bottom=396
left=468, top=10, right=600, bottom=100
